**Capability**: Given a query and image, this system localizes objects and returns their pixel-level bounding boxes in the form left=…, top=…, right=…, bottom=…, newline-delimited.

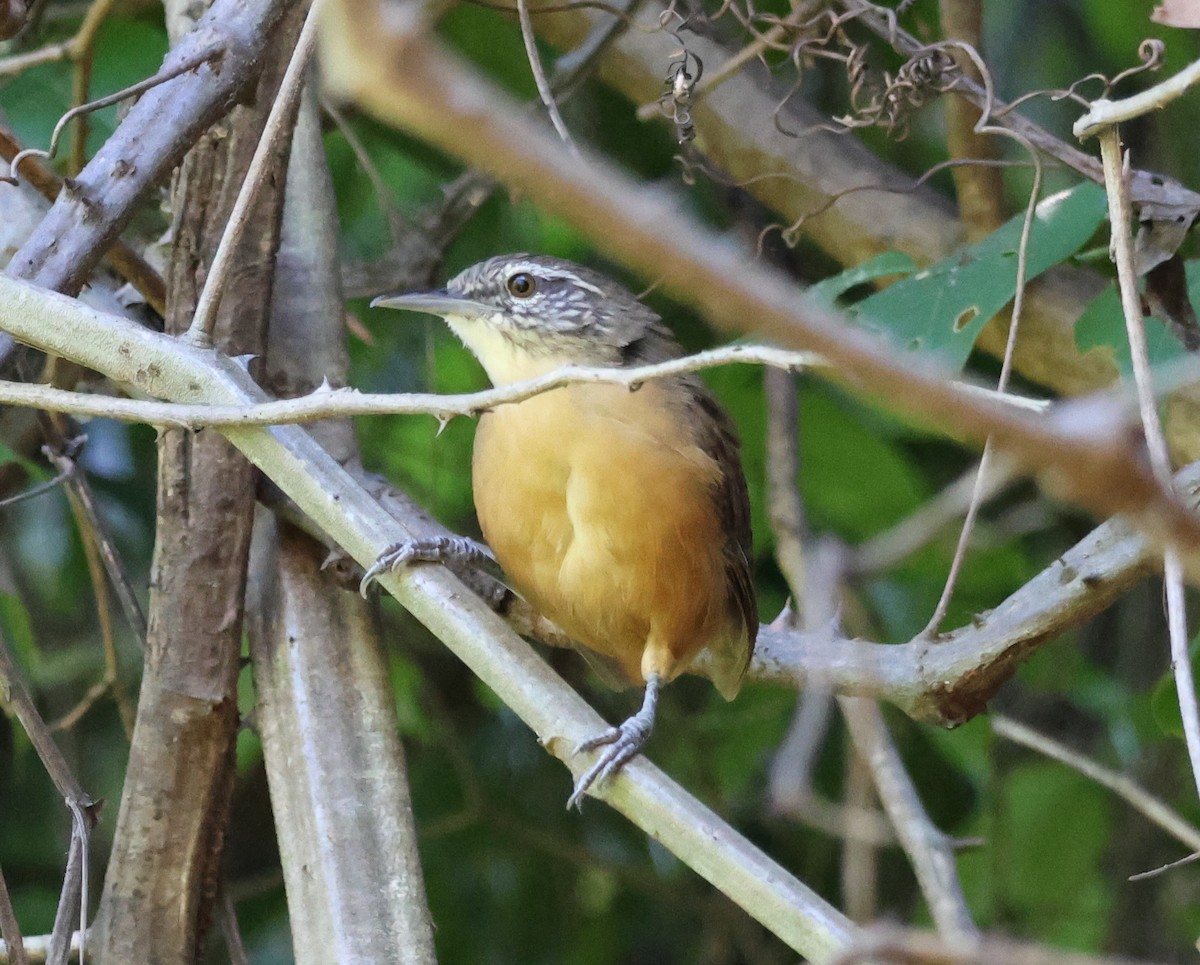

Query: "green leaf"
left=852, top=182, right=1108, bottom=369
left=1074, top=261, right=1197, bottom=378
left=809, top=251, right=918, bottom=303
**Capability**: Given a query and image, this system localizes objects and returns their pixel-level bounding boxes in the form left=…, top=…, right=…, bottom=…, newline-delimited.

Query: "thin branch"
left=187, top=1, right=318, bottom=345
left=0, top=864, right=28, bottom=965
left=43, top=437, right=147, bottom=646
left=830, top=924, right=1168, bottom=965
left=993, top=715, right=1200, bottom=855
left=7, top=49, right=223, bottom=185
left=1096, top=127, right=1200, bottom=803
left=852, top=459, right=1017, bottom=576
left=515, top=0, right=579, bottom=154
left=0, top=346, right=821, bottom=425
left=0, top=457, right=75, bottom=509
left=919, top=41, right=1044, bottom=637
left=0, top=629, right=94, bottom=965
left=0, top=348, right=1052, bottom=428
left=839, top=697, right=978, bottom=940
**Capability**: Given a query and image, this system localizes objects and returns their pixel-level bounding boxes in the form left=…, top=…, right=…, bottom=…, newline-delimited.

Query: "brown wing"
left=683, top=378, right=758, bottom=699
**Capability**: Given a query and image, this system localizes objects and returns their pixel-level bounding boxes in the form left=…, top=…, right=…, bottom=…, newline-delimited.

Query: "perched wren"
left=371, top=254, right=757, bottom=807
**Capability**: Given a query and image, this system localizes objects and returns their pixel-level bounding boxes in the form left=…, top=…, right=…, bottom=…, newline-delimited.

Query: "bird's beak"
left=370, top=290, right=492, bottom=320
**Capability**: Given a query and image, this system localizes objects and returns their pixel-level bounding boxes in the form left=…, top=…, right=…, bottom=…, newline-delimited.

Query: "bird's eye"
left=506, top=273, right=536, bottom=298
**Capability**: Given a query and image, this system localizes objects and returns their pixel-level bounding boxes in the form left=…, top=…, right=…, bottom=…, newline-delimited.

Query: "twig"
left=218, top=890, right=249, bottom=965
left=840, top=697, right=979, bottom=940
left=187, top=2, right=319, bottom=345
left=852, top=458, right=1017, bottom=575
left=0, top=457, right=75, bottom=509
left=66, top=0, right=120, bottom=174
left=919, top=41, right=1044, bottom=637
left=1096, top=127, right=1200, bottom=802
left=515, top=0, right=579, bottom=154
left=763, top=367, right=807, bottom=619
left=43, top=438, right=147, bottom=647
left=7, top=49, right=223, bottom=185
left=0, top=346, right=821, bottom=425
left=0, top=0, right=113, bottom=78
left=0, top=348, right=1050, bottom=428
left=993, top=715, right=1200, bottom=856
left=0, top=864, right=28, bottom=965
left=0, top=630, right=95, bottom=965
left=840, top=748, right=878, bottom=921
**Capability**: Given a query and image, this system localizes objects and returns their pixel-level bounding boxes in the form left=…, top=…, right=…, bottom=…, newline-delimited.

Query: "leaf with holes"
left=850, top=182, right=1108, bottom=370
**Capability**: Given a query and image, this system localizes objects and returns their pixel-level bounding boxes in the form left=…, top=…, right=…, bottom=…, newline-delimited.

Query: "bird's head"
left=371, top=254, right=675, bottom=385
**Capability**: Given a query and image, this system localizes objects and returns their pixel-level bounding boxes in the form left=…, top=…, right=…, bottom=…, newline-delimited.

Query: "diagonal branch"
left=0, top=264, right=858, bottom=962
left=321, top=0, right=1200, bottom=566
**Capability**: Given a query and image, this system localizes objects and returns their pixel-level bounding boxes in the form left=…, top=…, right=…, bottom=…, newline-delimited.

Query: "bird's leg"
left=567, top=674, right=661, bottom=810
left=359, top=534, right=495, bottom=597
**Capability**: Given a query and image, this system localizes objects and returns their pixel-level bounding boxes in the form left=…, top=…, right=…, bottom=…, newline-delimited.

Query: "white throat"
left=444, top=314, right=571, bottom=386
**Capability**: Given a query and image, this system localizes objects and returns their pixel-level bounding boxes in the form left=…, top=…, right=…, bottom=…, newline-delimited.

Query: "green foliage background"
left=2, top=0, right=1200, bottom=961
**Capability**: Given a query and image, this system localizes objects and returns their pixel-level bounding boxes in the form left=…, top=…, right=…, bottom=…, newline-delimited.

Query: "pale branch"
left=1096, top=127, right=1200, bottom=804
left=526, top=0, right=1120, bottom=412
left=993, top=716, right=1200, bottom=857
left=1075, top=56, right=1200, bottom=140
left=0, top=125, right=167, bottom=315
left=723, top=455, right=1200, bottom=723
left=249, top=85, right=437, bottom=962
left=321, top=0, right=1200, bottom=569
left=0, top=260, right=857, bottom=962
left=0, top=346, right=824, bottom=426
left=0, top=931, right=84, bottom=964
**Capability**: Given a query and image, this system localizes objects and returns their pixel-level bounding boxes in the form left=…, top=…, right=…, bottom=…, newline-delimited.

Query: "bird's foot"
left=359, top=535, right=494, bottom=597
left=567, top=675, right=660, bottom=810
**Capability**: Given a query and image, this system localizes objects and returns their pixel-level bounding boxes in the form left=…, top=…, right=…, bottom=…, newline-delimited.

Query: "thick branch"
left=3, top=0, right=296, bottom=294
left=320, top=0, right=1200, bottom=564
left=527, top=0, right=1116, bottom=400
left=0, top=264, right=856, bottom=962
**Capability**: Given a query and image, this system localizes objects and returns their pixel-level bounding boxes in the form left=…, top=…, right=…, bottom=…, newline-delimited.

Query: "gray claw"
left=359, top=535, right=494, bottom=598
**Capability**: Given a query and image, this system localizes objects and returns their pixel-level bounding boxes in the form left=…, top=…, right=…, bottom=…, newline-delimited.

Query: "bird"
left=369, top=254, right=757, bottom=808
